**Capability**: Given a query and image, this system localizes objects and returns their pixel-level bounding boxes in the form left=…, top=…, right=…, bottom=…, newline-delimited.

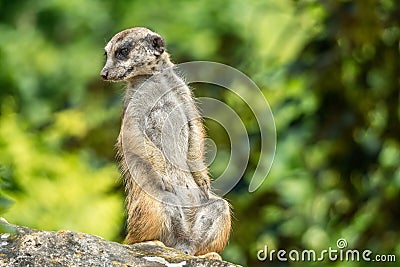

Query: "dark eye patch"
left=115, top=44, right=132, bottom=60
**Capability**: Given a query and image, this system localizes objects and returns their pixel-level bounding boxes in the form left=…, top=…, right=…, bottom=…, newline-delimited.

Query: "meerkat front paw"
left=161, top=177, right=176, bottom=194
left=198, top=252, right=222, bottom=260
left=199, top=184, right=210, bottom=200
left=194, top=174, right=211, bottom=200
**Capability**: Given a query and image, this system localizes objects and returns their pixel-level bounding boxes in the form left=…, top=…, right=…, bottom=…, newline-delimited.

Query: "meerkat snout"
left=100, top=68, right=109, bottom=80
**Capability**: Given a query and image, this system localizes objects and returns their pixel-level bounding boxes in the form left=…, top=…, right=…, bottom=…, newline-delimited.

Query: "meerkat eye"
left=115, top=46, right=131, bottom=60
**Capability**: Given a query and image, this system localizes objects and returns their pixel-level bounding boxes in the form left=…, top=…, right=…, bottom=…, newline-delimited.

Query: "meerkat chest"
left=144, top=93, right=190, bottom=152
left=142, top=90, right=201, bottom=195
left=126, top=79, right=202, bottom=202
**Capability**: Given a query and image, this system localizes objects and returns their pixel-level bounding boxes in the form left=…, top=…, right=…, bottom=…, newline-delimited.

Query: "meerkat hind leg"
left=192, top=197, right=231, bottom=257
left=160, top=194, right=195, bottom=255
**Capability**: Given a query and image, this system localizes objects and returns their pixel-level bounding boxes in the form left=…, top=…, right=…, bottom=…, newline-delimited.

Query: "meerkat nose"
left=100, top=68, right=109, bottom=80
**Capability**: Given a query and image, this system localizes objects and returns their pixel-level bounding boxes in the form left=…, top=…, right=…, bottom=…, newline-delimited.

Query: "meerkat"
left=100, top=27, right=231, bottom=258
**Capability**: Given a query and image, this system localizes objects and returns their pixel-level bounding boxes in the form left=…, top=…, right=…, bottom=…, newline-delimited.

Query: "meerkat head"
left=100, top=27, right=168, bottom=81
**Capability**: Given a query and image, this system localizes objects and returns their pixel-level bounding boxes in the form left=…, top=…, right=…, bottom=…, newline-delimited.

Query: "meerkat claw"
left=141, top=240, right=166, bottom=247
left=198, top=252, right=222, bottom=260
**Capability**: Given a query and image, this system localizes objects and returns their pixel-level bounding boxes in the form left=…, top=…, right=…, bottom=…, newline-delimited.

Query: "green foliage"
left=0, top=0, right=399, bottom=266
left=0, top=164, right=14, bottom=215
left=0, top=220, right=17, bottom=235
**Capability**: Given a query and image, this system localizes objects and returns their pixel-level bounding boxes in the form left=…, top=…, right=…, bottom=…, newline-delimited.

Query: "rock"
left=0, top=218, right=240, bottom=267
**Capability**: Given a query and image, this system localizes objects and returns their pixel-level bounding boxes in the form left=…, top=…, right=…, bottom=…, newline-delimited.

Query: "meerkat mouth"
left=119, top=66, right=135, bottom=80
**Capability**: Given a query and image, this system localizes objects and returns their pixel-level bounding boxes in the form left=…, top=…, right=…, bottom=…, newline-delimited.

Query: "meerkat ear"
left=149, top=35, right=165, bottom=56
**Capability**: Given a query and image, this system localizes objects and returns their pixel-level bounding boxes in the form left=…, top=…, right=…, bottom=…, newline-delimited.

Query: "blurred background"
left=0, top=0, right=399, bottom=266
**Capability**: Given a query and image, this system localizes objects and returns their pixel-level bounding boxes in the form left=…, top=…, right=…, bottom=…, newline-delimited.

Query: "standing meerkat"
left=100, top=27, right=231, bottom=258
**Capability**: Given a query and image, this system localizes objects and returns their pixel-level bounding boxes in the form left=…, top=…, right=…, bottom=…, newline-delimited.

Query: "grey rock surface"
left=0, top=219, right=240, bottom=267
